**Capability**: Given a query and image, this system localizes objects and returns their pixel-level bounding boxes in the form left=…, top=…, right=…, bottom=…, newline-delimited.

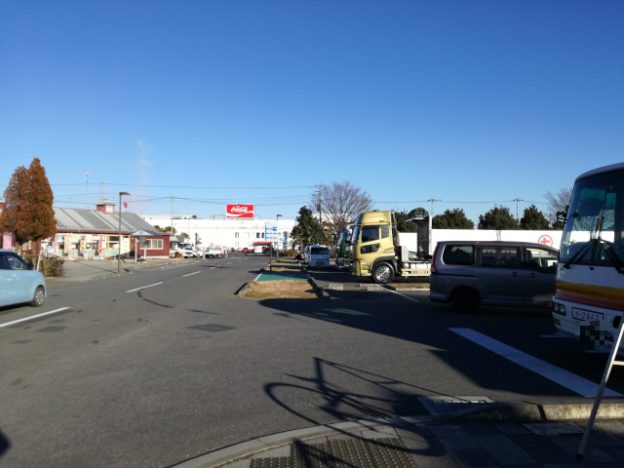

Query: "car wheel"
left=372, top=262, right=395, bottom=284
left=31, top=286, right=45, bottom=307
left=451, top=288, right=479, bottom=312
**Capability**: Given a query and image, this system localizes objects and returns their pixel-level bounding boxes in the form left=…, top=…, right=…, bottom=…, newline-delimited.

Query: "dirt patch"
left=268, top=266, right=303, bottom=273
left=240, top=280, right=317, bottom=300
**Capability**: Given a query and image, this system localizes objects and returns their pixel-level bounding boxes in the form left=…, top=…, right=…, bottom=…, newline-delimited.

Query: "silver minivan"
left=429, top=241, right=558, bottom=311
left=0, top=249, right=47, bottom=308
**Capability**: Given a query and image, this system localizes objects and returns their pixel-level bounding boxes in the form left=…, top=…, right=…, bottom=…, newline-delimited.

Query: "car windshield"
left=560, top=168, right=624, bottom=268
left=311, top=247, right=329, bottom=255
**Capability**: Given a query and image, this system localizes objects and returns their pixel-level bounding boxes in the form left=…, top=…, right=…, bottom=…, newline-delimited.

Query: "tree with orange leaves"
left=1, top=157, right=56, bottom=255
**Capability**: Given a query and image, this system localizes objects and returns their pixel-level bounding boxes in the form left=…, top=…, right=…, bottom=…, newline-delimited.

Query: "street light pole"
left=117, top=191, right=131, bottom=274
left=276, top=214, right=282, bottom=261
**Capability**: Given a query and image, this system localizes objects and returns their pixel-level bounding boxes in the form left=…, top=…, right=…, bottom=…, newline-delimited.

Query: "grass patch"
left=240, top=280, right=317, bottom=300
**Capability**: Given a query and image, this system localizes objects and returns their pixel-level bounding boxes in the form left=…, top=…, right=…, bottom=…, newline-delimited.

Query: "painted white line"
left=386, top=288, right=423, bottom=303
left=210, top=266, right=217, bottom=271
left=226, top=261, right=233, bottom=265
left=449, top=328, right=621, bottom=398
left=0, top=307, right=72, bottom=328
left=254, top=273, right=262, bottom=282
left=126, top=282, right=163, bottom=293
left=183, top=271, right=201, bottom=277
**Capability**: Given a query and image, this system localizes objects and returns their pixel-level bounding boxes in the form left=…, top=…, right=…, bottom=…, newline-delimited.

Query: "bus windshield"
left=560, top=167, right=624, bottom=268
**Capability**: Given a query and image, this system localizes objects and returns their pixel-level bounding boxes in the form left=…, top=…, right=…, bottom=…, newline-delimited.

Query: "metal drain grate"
left=250, top=437, right=417, bottom=468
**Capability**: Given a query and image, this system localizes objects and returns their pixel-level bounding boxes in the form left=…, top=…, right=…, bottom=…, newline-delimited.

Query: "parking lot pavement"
left=305, top=267, right=624, bottom=401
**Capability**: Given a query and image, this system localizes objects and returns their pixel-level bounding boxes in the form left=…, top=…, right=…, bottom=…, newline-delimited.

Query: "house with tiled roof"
left=51, top=202, right=170, bottom=259
left=0, top=200, right=170, bottom=259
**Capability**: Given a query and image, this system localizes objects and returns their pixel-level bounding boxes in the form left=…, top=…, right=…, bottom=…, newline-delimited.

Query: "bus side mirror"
left=556, top=210, right=567, bottom=224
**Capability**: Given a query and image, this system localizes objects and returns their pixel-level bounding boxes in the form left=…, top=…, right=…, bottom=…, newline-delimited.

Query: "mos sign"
left=226, top=204, right=254, bottom=218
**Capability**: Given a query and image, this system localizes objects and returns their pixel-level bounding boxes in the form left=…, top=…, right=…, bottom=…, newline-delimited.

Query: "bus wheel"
left=372, top=262, right=395, bottom=284
left=451, top=288, right=479, bottom=312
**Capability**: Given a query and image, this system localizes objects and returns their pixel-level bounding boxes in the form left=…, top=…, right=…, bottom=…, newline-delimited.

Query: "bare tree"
left=314, top=181, right=373, bottom=238
left=544, top=188, right=572, bottom=216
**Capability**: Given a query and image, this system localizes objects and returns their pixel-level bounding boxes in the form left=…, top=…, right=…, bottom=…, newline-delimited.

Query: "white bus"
left=552, top=162, right=624, bottom=352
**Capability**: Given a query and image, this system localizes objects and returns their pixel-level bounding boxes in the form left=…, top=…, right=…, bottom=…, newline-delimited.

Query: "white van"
left=305, top=244, right=330, bottom=269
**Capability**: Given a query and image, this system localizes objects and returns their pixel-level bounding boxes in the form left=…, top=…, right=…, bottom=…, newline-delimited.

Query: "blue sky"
left=1, top=0, right=623, bottom=223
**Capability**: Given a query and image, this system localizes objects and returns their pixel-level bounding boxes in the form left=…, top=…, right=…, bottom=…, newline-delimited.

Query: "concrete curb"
left=383, top=283, right=430, bottom=292
left=431, top=400, right=624, bottom=423
left=306, top=275, right=330, bottom=300
left=171, top=416, right=428, bottom=468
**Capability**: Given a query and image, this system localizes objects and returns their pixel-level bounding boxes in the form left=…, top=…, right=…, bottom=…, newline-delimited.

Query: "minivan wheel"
left=31, top=286, right=45, bottom=307
left=451, top=288, right=479, bottom=312
left=372, top=262, right=395, bottom=284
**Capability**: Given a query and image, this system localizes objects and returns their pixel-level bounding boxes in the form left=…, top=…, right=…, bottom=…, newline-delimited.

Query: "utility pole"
left=513, top=198, right=523, bottom=221
left=316, top=186, right=322, bottom=243
left=170, top=196, right=174, bottom=234
left=427, top=198, right=440, bottom=218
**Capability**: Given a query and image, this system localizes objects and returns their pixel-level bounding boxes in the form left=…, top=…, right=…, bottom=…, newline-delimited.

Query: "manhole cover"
left=524, top=423, right=584, bottom=435
left=418, top=395, right=494, bottom=416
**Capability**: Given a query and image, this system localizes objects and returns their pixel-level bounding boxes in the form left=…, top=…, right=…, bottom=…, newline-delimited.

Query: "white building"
left=141, top=215, right=296, bottom=251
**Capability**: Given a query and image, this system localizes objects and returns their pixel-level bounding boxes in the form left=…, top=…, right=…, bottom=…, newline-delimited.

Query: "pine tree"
left=291, top=206, right=325, bottom=247
left=478, top=206, right=518, bottom=229
left=433, top=208, right=474, bottom=229
left=520, top=205, right=549, bottom=230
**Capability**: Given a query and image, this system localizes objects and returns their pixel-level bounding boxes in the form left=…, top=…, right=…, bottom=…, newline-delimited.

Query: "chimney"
left=96, top=202, right=115, bottom=214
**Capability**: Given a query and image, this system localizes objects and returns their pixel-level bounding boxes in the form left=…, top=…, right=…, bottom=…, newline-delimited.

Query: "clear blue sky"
left=1, top=0, right=623, bottom=223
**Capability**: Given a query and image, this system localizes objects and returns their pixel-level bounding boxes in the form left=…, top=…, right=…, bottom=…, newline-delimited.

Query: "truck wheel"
left=31, top=286, right=45, bottom=307
left=451, top=288, right=479, bottom=312
left=372, top=262, right=395, bottom=284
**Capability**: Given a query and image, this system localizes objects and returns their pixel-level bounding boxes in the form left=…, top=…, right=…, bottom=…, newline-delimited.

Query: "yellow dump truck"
left=351, top=210, right=430, bottom=284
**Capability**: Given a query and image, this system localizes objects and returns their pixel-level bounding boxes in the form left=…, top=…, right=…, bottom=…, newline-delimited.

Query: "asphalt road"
left=0, top=257, right=620, bottom=467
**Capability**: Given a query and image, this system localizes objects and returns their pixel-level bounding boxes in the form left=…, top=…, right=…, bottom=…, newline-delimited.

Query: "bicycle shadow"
left=0, top=430, right=10, bottom=459
left=264, top=357, right=448, bottom=461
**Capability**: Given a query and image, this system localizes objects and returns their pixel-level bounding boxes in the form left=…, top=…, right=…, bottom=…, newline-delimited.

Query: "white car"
left=204, top=246, right=224, bottom=258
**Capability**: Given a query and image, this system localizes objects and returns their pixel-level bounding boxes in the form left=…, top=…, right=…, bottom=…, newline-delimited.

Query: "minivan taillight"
left=431, top=244, right=441, bottom=273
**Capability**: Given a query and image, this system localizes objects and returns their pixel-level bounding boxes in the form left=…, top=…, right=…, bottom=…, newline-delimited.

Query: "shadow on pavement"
left=0, top=430, right=10, bottom=459
left=264, top=357, right=445, bottom=461
left=258, top=294, right=613, bottom=399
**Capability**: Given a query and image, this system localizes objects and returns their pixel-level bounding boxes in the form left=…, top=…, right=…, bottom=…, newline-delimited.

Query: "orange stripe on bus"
left=556, top=281, right=624, bottom=310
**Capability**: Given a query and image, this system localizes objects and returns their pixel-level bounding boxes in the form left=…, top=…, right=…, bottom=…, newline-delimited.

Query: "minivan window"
left=361, top=226, right=380, bottom=243
left=311, top=247, right=329, bottom=255
left=524, top=247, right=558, bottom=272
left=480, top=246, right=521, bottom=268
left=442, top=245, right=474, bottom=265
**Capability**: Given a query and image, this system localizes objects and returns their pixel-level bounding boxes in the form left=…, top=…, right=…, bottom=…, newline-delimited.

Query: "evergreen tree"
left=478, top=206, right=518, bottom=229
left=291, top=206, right=325, bottom=247
left=394, top=211, right=418, bottom=232
left=520, top=204, right=549, bottom=230
left=433, top=208, right=474, bottom=229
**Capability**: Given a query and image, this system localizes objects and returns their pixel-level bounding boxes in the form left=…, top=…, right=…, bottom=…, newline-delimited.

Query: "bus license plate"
left=571, top=308, right=603, bottom=322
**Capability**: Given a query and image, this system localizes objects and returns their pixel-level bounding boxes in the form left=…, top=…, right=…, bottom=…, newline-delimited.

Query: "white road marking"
left=210, top=266, right=217, bottom=270
left=226, top=261, right=232, bottom=265
left=386, top=288, right=424, bottom=303
left=183, top=271, right=201, bottom=277
left=126, top=282, right=163, bottom=293
left=0, top=307, right=71, bottom=328
left=449, top=327, right=622, bottom=398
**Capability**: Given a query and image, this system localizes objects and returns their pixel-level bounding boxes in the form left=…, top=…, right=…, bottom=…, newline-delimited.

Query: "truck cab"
left=351, top=210, right=430, bottom=283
